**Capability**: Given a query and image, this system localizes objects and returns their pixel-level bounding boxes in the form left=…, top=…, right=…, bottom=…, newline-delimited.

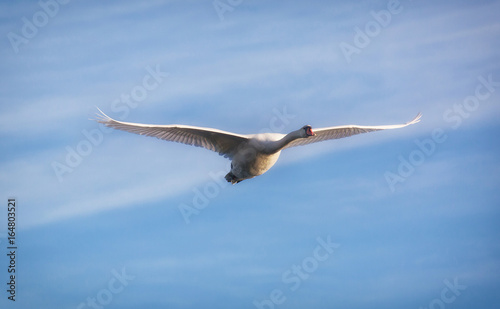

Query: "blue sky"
left=1, top=0, right=499, bottom=308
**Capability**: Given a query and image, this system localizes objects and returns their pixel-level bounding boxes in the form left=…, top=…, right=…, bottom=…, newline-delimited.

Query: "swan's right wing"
left=95, top=109, right=249, bottom=159
left=284, top=113, right=422, bottom=149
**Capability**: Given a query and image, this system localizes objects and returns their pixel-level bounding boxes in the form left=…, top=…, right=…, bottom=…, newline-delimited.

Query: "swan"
left=95, top=109, right=421, bottom=184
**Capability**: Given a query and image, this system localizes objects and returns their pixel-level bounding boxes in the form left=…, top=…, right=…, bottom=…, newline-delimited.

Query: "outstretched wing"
left=95, top=109, right=249, bottom=159
left=283, top=113, right=422, bottom=149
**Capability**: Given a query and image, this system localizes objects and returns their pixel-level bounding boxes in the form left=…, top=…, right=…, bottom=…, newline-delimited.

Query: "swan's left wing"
left=283, top=113, right=422, bottom=149
left=95, top=109, right=249, bottom=159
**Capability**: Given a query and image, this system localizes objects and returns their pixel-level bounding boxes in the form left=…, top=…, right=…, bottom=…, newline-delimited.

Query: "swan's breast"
left=231, top=143, right=281, bottom=178
left=250, top=151, right=281, bottom=176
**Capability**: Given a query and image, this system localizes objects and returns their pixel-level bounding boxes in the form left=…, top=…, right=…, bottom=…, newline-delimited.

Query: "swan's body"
left=95, top=110, right=421, bottom=184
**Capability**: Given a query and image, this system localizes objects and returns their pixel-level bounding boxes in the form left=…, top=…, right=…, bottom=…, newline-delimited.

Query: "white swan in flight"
left=95, top=110, right=421, bottom=184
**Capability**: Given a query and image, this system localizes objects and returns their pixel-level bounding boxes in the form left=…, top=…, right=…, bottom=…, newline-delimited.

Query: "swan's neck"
left=266, top=130, right=303, bottom=153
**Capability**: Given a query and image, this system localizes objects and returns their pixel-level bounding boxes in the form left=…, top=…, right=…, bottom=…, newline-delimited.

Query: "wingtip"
left=93, top=107, right=112, bottom=123
left=407, top=112, right=422, bottom=125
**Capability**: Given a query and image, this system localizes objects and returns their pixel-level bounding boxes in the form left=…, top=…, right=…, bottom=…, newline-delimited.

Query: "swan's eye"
left=305, top=127, right=315, bottom=136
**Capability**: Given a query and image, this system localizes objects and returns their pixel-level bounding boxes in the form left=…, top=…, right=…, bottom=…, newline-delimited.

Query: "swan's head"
left=302, top=125, right=316, bottom=137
